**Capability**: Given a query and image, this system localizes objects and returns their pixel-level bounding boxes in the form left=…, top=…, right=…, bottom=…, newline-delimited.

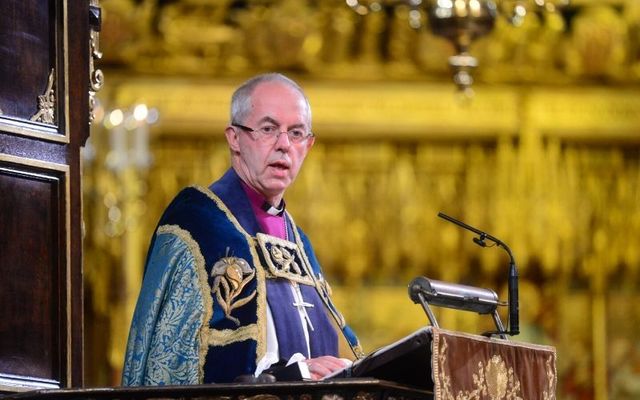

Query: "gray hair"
left=230, top=73, right=312, bottom=128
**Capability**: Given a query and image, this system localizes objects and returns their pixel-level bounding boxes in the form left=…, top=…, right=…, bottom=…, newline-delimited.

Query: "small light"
left=454, top=0, right=468, bottom=17
left=469, top=0, right=481, bottom=14
left=146, top=108, right=160, bottom=124
left=409, top=9, right=422, bottom=28
left=370, top=2, right=382, bottom=12
left=108, top=206, right=122, bottom=222
left=133, top=104, right=149, bottom=122
left=108, top=109, right=124, bottom=127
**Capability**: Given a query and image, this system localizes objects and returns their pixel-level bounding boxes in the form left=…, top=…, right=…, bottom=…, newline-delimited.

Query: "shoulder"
left=156, top=185, right=246, bottom=236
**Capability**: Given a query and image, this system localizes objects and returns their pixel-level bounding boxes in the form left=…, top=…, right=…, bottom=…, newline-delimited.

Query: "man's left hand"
left=303, top=356, right=350, bottom=380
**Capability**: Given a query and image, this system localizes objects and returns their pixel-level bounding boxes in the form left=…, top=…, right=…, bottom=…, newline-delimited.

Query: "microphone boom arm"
left=437, top=212, right=520, bottom=336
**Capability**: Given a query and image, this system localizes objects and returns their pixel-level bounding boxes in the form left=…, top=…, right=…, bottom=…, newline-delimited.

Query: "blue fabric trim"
left=122, top=233, right=205, bottom=386
left=209, top=168, right=261, bottom=235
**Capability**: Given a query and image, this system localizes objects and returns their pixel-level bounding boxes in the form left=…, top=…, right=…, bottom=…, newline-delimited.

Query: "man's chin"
left=261, top=178, right=292, bottom=196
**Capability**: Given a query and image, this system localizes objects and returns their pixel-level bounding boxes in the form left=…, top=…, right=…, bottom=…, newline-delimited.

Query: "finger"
left=309, top=361, right=332, bottom=377
left=314, top=356, right=348, bottom=370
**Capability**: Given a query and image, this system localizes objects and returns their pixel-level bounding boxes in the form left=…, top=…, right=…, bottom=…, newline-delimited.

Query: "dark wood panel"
left=0, top=0, right=55, bottom=122
left=0, top=134, right=66, bottom=165
left=0, top=379, right=434, bottom=400
left=0, top=164, right=64, bottom=386
left=0, top=0, right=89, bottom=391
left=66, top=0, right=91, bottom=387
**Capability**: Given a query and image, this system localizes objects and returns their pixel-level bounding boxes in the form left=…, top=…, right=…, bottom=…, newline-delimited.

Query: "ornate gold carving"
left=321, top=394, right=344, bottom=400
left=239, top=395, right=280, bottom=400
left=352, top=391, right=375, bottom=400
left=210, top=256, right=256, bottom=326
left=89, top=0, right=104, bottom=124
left=30, top=69, right=55, bottom=125
left=99, top=2, right=640, bottom=85
left=84, top=4, right=640, bottom=390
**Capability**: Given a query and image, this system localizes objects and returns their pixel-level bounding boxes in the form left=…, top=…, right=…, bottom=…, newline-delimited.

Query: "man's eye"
left=259, top=125, right=278, bottom=135
left=289, top=129, right=305, bottom=139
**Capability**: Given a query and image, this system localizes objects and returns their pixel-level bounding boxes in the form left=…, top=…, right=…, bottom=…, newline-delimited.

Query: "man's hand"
left=303, top=356, right=350, bottom=380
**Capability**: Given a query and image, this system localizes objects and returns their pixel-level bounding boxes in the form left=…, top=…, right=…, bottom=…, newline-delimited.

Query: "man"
left=122, top=73, right=362, bottom=386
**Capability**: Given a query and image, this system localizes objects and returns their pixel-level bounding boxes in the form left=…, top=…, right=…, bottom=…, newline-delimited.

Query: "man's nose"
left=274, top=131, right=291, bottom=149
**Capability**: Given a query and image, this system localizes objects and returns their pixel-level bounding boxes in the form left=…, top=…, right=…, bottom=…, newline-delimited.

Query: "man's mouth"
left=268, top=160, right=290, bottom=170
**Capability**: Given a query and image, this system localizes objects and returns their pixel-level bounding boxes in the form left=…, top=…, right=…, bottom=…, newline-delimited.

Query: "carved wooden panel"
left=0, top=159, right=67, bottom=390
left=0, top=1, right=56, bottom=126
left=0, top=0, right=90, bottom=393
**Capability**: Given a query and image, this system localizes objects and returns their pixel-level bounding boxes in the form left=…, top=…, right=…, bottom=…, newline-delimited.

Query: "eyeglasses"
left=232, top=123, right=314, bottom=144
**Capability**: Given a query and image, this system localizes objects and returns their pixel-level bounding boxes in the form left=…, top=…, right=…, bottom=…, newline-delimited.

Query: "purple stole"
left=237, top=175, right=338, bottom=361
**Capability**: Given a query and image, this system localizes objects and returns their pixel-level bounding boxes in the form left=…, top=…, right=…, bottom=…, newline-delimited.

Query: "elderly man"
left=122, top=73, right=362, bottom=385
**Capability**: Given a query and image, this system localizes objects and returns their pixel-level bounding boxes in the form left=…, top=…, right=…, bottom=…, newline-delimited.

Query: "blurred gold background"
left=82, top=1, right=640, bottom=399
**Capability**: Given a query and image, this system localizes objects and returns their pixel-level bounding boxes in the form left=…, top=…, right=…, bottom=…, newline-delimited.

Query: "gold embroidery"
left=207, top=324, right=260, bottom=347
left=256, top=233, right=315, bottom=286
left=271, top=246, right=301, bottom=274
left=543, top=355, right=557, bottom=400
left=485, top=355, right=508, bottom=400
left=156, top=224, right=212, bottom=384
left=192, top=185, right=267, bottom=362
left=210, top=255, right=257, bottom=325
left=432, top=328, right=558, bottom=400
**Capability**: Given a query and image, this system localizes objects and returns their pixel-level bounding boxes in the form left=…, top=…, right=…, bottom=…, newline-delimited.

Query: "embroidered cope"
left=122, top=168, right=362, bottom=385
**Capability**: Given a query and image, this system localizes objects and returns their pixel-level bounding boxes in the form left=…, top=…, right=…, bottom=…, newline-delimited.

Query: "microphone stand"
left=438, top=212, right=520, bottom=336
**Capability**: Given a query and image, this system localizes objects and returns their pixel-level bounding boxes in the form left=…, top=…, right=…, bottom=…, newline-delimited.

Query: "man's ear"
left=305, top=135, right=315, bottom=152
left=225, top=126, right=240, bottom=153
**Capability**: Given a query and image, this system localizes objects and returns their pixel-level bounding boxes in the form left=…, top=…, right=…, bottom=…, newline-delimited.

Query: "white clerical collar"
left=261, top=200, right=286, bottom=216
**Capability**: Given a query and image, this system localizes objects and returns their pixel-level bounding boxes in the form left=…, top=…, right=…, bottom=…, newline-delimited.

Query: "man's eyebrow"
left=257, top=116, right=306, bottom=129
left=257, top=116, right=279, bottom=125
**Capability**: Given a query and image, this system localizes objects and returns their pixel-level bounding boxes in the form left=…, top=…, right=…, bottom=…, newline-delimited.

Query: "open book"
left=324, top=327, right=434, bottom=389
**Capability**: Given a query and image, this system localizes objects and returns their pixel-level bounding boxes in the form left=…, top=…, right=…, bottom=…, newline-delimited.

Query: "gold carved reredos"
left=98, top=1, right=640, bottom=85
left=85, top=0, right=640, bottom=393
left=112, top=78, right=640, bottom=140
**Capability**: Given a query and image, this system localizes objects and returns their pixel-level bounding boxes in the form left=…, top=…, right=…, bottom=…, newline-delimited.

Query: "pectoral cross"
left=292, top=283, right=315, bottom=331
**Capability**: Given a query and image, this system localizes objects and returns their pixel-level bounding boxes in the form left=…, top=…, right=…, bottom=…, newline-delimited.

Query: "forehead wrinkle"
left=257, top=116, right=307, bottom=130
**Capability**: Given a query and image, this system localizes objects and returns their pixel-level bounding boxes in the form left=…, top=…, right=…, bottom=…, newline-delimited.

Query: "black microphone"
left=437, top=212, right=519, bottom=336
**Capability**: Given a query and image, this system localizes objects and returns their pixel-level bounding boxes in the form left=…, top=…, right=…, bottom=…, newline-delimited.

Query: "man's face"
left=226, top=81, right=314, bottom=204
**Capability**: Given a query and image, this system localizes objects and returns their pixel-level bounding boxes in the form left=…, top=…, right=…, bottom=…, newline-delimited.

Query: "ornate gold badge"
left=255, top=233, right=314, bottom=286
left=210, top=256, right=256, bottom=325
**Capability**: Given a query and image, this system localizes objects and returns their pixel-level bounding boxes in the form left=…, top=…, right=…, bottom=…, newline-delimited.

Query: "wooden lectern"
left=3, top=327, right=556, bottom=400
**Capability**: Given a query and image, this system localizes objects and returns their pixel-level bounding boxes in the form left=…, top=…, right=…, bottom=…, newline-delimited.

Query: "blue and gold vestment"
left=122, top=169, right=361, bottom=385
